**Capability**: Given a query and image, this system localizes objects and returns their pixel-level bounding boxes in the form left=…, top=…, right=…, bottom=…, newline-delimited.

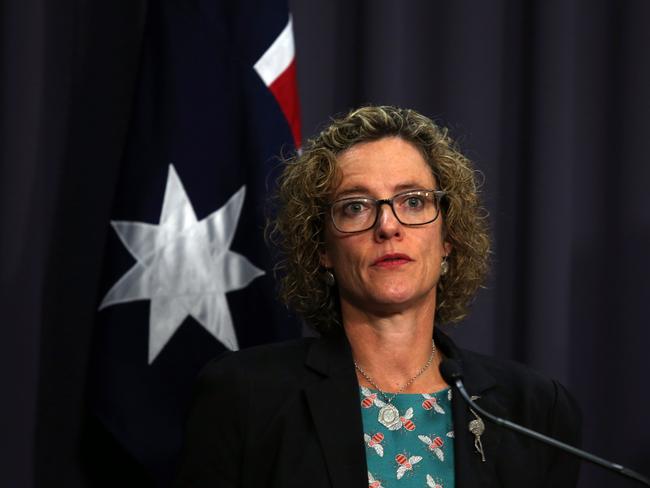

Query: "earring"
left=324, top=269, right=335, bottom=286
left=440, top=256, right=449, bottom=276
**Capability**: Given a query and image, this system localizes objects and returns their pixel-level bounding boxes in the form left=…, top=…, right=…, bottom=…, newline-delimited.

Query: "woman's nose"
left=374, top=204, right=402, bottom=241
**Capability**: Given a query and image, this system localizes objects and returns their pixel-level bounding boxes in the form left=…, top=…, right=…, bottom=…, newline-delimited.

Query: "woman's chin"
left=364, top=289, right=426, bottom=312
left=340, top=281, right=436, bottom=315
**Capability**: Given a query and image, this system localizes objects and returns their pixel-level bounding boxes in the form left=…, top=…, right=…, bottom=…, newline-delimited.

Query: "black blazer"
left=175, top=328, right=581, bottom=487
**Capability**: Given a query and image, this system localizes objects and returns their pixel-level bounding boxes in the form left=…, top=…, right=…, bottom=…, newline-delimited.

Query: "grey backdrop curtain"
left=290, top=1, right=650, bottom=486
left=1, top=0, right=648, bottom=487
left=0, top=0, right=147, bottom=486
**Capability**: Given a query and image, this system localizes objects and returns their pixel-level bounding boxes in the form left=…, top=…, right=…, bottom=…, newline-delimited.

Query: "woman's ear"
left=443, top=240, right=453, bottom=256
left=320, top=247, right=333, bottom=269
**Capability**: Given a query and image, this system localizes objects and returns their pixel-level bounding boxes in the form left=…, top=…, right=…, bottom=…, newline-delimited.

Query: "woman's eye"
left=405, top=196, right=424, bottom=208
left=344, top=201, right=368, bottom=215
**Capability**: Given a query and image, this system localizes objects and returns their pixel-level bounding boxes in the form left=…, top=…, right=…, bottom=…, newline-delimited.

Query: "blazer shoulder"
left=197, top=337, right=317, bottom=388
left=459, top=349, right=581, bottom=431
left=177, top=341, right=316, bottom=487
left=462, top=349, right=554, bottom=390
left=457, top=350, right=583, bottom=484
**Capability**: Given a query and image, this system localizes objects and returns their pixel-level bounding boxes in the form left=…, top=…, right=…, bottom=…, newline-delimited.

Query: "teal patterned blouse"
left=360, top=386, right=454, bottom=488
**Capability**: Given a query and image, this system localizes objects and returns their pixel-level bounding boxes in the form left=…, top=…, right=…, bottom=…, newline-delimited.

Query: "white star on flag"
left=99, top=164, right=265, bottom=363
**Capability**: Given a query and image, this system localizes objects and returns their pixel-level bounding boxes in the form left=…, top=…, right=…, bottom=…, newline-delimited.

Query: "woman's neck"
left=341, top=301, right=447, bottom=394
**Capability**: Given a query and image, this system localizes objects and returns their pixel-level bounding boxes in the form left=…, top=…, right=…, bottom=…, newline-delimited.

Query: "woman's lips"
left=372, top=253, right=413, bottom=268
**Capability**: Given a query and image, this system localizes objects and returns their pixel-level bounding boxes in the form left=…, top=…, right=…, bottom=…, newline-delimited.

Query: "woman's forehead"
left=335, top=138, right=437, bottom=194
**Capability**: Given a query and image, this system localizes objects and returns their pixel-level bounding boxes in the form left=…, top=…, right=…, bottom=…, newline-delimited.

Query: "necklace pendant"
left=378, top=403, right=401, bottom=430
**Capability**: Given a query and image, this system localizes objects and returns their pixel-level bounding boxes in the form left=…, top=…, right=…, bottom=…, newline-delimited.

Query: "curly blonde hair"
left=267, top=105, right=490, bottom=335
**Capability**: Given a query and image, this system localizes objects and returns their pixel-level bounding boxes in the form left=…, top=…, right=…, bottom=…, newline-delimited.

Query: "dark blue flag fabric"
left=89, top=0, right=301, bottom=484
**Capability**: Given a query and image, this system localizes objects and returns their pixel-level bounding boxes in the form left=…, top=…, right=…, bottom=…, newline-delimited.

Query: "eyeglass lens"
left=331, top=191, right=440, bottom=232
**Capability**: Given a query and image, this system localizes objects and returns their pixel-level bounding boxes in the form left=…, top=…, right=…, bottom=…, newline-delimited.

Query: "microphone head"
left=439, top=359, right=463, bottom=383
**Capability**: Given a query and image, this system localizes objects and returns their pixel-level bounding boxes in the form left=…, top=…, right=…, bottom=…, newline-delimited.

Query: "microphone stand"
left=449, top=375, right=650, bottom=486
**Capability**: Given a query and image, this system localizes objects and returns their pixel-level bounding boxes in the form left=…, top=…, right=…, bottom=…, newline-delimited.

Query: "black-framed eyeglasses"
left=329, top=189, right=446, bottom=233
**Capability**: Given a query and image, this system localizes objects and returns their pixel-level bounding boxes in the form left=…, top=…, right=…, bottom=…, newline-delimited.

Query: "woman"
left=175, top=106, right=581, bottom=487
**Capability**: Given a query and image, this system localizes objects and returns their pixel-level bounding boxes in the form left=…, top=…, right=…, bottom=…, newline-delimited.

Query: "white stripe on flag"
left=254, top=15, right=295, bottom=87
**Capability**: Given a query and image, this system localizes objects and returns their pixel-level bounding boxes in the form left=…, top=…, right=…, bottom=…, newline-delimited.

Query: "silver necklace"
left=354, top=340, right=436, bottom=429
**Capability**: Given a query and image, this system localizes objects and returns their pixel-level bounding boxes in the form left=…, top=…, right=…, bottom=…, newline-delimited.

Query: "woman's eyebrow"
left=393, top=181, right=429, bottom=192
left=333, top=186, right=371, bottom=199
left=334, top=182, right=432, bottom=199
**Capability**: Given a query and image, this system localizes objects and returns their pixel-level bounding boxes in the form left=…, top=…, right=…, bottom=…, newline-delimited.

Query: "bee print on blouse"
left=365, top=432, right=385, bottom=457
left=360, top=387, right=455, bottom=487
left=361, top=386, right=385, bottom=409
left=418, top=435, right=445, bottom=461
left=395, top=453, right=423, bottom=479
left=421, top=393, right=445, bottom=414
left=368, top=471, right=384, bottom=488
left=426, top=474, right=444, bottom=488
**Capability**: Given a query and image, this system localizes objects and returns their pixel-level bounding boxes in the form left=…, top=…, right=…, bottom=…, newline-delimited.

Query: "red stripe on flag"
left=268, top=59, right=302, bottom=149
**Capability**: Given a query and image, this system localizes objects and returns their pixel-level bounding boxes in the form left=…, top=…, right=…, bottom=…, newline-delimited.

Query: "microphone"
left=439, top=359, right=650, bottom=486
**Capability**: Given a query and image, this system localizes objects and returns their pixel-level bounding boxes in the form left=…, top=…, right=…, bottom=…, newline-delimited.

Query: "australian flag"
left=88, top=1, right=301, bottom=485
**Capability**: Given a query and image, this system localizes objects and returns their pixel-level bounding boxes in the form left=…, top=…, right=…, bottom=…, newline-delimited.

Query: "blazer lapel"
left=436, top=329, right=506, bottom=488
left=303, top=333, right=368, bottom=488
